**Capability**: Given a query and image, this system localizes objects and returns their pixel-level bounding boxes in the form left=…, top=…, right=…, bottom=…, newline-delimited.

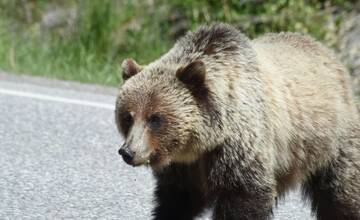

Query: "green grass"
left=0, top=0, right=357, bottom=86
left=0, top=26, right=119, bottom=85
left=0, top=0, right=172, bottom=86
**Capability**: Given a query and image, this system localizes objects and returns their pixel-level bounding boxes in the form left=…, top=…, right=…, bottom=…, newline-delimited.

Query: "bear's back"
left=251, top=33, right=359, bottom=173
left=253, top=32, right=331, bottom=55
left=252, top=32, right=357, bottom=120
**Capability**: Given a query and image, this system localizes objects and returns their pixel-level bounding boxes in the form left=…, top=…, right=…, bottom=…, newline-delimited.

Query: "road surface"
left=0, top=72, right=314, bottom=219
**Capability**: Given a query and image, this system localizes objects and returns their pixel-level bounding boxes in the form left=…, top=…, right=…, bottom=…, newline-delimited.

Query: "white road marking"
left=0, top=88, right=115, bottom=110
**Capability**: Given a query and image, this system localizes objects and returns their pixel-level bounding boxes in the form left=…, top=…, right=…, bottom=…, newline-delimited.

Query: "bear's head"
left=116, top=58, right=219, bottom=170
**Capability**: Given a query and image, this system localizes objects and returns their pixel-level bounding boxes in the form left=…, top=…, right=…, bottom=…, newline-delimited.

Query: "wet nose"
left=118, top=148, right=135, bottom=165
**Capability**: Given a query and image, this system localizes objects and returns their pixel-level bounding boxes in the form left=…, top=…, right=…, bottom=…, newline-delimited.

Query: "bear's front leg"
left=152, top=184, right=205, bottom=220
left=212, top=188, right=274, bottom=220
left=208, top=139, right=276, bottom=220
left=152, top=164, right=207, bottom=220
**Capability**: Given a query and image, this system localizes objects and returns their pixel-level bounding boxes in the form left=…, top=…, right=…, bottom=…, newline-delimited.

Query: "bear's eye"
left=121, top=111, right=133, bottom=135
left=147, top=114, right=163, bottom=129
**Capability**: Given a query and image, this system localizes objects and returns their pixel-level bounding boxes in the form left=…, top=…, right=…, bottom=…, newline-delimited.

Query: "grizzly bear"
left=115, top=24, right=360, bottom=220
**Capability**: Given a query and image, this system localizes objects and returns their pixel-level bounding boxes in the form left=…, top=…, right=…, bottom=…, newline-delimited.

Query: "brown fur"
left=116, top=24, right=360, bottom=220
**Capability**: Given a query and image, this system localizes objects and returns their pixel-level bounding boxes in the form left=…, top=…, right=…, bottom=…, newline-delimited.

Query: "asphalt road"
left=0, top=72, right=314, bottom=219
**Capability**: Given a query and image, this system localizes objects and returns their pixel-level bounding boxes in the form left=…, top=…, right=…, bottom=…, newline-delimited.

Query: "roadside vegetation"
left=0, top=0, right=357, bottom=86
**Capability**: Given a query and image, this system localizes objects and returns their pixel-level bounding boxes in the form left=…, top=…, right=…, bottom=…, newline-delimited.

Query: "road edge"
left=0, top=70, right=118, bottom=96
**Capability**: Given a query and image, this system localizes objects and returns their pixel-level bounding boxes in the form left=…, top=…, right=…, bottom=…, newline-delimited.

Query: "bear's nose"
left=118, top=148, right=135, bottom=165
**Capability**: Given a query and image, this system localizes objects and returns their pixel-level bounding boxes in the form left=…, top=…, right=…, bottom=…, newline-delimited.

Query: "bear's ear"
left=121, top=58, right=143, bottom=80
left=176, top=60, right=206, bottom=88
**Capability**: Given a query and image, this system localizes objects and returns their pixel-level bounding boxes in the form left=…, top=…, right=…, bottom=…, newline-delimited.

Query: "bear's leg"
left=152, top=163, right=208, bottom=220
left=152, top=182, right=206, bottom=220
left=303, top=124, right=360, bottom=220
left=212, top=187, right=274, bottom=220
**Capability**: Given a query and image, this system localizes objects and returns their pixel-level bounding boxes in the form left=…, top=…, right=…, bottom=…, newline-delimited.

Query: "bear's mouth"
left=119, top=145, right=171, bottom=169
left=129, top=155, right=152, bottom=167
left=135, top=158, right=151, bottom=166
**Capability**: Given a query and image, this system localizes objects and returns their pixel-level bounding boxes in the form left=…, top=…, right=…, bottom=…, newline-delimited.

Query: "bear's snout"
left=118, top=141, right=152, bottom=166
left=118, top=146, right=135, bottom=165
